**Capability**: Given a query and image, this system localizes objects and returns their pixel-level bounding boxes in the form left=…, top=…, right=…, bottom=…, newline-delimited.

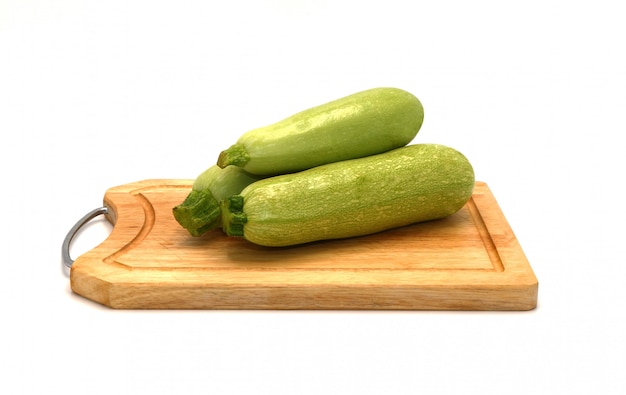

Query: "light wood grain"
left=70, top=180, right=538, bottom=310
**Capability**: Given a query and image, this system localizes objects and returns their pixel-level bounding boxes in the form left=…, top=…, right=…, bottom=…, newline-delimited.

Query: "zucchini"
left=221, top=144, right=475, bottom=247
left=173, top=165, right=263, bottom=236
left=217, top=87, right=424, bottom=175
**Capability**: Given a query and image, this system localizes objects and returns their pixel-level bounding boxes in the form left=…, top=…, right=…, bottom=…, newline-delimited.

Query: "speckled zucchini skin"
left=217, top=87, right=424, bottom=175
left=222, top=144, right=475, bottom=247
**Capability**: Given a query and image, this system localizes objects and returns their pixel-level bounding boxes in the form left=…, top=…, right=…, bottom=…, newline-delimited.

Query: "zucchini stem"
left=172, top=189, right=222, bottom=237
left=221, top=195, right=247, bottom=237
left=217, top=143, right=250, bottom=169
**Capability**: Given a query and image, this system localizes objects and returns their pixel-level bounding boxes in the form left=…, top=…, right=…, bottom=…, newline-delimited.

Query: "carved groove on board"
left=466, top=197, right=505, bottom=272
left=103, top=192, right=155, bottom=268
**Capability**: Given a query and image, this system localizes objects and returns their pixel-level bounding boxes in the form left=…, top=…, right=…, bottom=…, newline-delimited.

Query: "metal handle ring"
left=62, top=207, right=109, bottom=273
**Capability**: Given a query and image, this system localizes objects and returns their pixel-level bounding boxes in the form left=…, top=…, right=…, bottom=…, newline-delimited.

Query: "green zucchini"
left=173, top=165, right=263, bottom=236
left=221, top=144, right=475, bottom=247
left=217, top=87, right=424, bottom=175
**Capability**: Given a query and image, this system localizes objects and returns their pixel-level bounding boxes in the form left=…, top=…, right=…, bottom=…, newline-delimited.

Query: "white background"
left=2, top=1, right=625, bottom=394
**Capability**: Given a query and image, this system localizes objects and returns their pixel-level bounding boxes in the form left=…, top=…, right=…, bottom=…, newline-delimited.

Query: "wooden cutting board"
left=70, top=180, right=538, bottom=310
